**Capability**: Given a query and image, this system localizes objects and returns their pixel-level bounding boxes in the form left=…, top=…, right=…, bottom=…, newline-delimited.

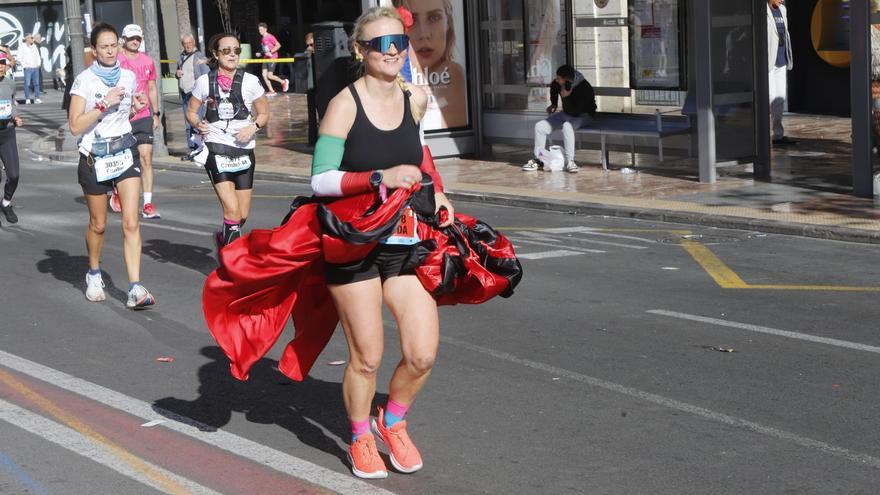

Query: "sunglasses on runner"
left=217, top=47, right=242, bottom=56
left=356, top=34, right=408, bottom=55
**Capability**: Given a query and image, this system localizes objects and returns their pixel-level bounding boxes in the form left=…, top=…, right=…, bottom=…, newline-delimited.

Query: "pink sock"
left=351, top=419, right=371, bottom=441
left=387, top=398, right=410, bottom=418
left=223, top=218, right=239, bottom=225
left=384, top=398, right=410, bottom=427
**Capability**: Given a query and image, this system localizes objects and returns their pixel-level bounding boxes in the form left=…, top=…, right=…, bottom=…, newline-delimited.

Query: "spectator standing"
left=18, top=34, right=42, bottom=104
left=33, top=33, right=46, bottom=93
left=767, top=0, right=796, bottom=146
left=176, top=34, right=209, bottom=155
left=522, top=64, right=596, bottom=173
left=117, top=24, right=162, bottom=219
left=257, top=22, right=289, bottom=96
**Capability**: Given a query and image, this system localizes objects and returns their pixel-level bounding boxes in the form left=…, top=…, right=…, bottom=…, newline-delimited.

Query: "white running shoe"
left=522, top=159, right=542, bottom=171
left=34, top=98, right=43, bottom=104
left=126, top=284, right=156, bottom=309
left=564, top=161, right=579, bottom=173
left=24, top=99, right=32, bottom=105
left=85, top=271, right=106, bottom=302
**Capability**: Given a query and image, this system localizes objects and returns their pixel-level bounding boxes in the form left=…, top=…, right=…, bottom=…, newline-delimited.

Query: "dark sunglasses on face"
left=217, top=47, right=242, bottom=55
left=127, top=36, right=142, bottom=42
left=356, top=34, right=408, bottom=55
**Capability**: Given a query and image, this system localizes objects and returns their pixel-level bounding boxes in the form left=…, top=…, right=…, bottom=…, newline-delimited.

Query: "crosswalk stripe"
left=518, top=250, right=583, bottom=260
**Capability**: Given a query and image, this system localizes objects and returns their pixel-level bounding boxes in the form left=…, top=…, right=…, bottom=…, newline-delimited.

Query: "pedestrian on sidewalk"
left=18, top=34, right=42, bottom=104
left=0, top=51, right=23, bottom=226
left=523, top=64, right=596, bottom=173
left=186, top=32, right=268, bottom=256
left=33, top=33, right=46, bottom=94
left=768, top=0, right=796, bottom=146
left=117, top=24, right=162, bottom=219
left=176, top=34, right=209, bottom=156
left=68, top=22, right=156, bottom=309
left=257, top=22, right=289, bottom=96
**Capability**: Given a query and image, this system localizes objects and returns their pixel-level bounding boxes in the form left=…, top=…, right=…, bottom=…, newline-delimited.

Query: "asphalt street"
left=1, top=124, right=879, bottom=494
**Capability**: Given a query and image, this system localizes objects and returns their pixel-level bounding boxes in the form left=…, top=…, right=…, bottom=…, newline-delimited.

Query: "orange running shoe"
left=348, top=433, right=388, bottom=479
left=372, top=407, right=423, bottom=473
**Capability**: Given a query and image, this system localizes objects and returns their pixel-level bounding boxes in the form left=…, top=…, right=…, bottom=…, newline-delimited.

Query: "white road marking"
left=0, top=350, right=395, bottom=495
left=515, top=231, right=562, bottom=243
left=440, top=336, right=880, bottom=469
left=523, top=228, right=648, bottom=249
left=0, top=398, right=223, bottom=495
left=508, top=237, right=605, bottom=254
left=647, top=309, right=880, bottom=355
left=575, top=230, right=658, bottom=244
left=518, top=250, right=584, bottom=260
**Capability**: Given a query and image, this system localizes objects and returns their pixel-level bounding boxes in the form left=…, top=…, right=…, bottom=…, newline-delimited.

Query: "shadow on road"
left=142, top=238, right=216, bottom=276
left=36, top=248, right=128, bottom=304
left=153, top=346, right=379, bottom=465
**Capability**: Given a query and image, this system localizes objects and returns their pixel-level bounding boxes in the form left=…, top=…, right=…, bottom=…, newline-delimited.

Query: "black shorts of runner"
left=205, top=150, right=256, bottom=190
left=130, top=116, right=154, bottom=145
left=263, top=61, right=277, bottom=72
left=325, top=245, right=416, bottom=285
left=77, top=148, right=142, bottom=195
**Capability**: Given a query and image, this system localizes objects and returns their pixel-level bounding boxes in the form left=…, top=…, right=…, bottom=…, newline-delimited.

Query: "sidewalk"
left=24, top=91, right=880, bottom=244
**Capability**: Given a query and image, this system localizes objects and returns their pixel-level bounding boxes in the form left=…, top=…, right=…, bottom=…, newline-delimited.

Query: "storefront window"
left=479, top=0, right=567, bottom=111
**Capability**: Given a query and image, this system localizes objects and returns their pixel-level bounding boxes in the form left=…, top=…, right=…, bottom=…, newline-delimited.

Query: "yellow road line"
left=0, top=369, right=193, bottom=495
left=679, top=240, right=749, bottom=288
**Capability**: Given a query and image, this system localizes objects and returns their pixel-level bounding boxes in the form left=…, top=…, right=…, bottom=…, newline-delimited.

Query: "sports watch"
left=369, top=170, right=383, bottom=189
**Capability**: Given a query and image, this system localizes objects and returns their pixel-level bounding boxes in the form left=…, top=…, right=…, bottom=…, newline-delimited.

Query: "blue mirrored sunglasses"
left=356, top=34, right=408, bottom=54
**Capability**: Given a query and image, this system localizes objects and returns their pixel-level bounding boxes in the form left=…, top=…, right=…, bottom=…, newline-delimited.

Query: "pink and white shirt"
left=261, top=34, right=279, bottom=59
left=119, top=51, right=157, bottom=121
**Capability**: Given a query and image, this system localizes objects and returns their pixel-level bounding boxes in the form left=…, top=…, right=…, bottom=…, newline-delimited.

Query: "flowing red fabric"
left=203, top=186, right=520, bottom=382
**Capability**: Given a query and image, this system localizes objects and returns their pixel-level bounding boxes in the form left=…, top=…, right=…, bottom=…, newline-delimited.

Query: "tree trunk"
left=142, top=0, right=168, bottom=155
left=175, top=0, right=193, bottom=37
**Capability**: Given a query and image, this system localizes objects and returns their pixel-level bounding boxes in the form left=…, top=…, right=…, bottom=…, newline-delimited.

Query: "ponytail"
left=396, top=74, right=424, bottom=123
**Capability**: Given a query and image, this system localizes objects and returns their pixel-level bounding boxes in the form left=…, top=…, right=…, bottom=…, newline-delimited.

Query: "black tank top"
left=340, top=84, right=423, bottom=172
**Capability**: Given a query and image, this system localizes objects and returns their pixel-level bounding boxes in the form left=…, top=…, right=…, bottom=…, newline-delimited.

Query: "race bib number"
left=215, top=154, right=251, bottom=173
left=94, top=149, right=134, bottom=182
left=0, top=100, right=11, bottom=120
left=218, top=101, right=235, bottom=120
left=382, top=207, right=420, bottom=246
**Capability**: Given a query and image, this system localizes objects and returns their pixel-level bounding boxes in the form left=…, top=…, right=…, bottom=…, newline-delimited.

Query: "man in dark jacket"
left=523, top=65, right=596, bottom=173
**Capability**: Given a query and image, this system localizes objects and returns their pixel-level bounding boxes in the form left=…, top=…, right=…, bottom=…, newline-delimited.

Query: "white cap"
left=121, top=24, right=144, bottom=39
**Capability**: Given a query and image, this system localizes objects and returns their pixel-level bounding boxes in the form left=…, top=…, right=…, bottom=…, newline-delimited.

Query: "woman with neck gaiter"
left=68, top=22, right=155, bottom=309
left=186, top=33, right=269, bottom=261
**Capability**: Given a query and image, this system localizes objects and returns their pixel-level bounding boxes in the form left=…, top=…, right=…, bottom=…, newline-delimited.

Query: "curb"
left=30, top=136, right=880, bottom=245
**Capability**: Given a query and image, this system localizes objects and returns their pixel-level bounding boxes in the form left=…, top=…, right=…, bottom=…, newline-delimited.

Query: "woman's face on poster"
left=408, top=0, right=450, bottom=71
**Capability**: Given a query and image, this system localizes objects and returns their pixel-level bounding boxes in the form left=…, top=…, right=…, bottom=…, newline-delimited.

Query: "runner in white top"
left=67, top=22, right=156, bottom=310
left=186, top=32, right=268, bottom=258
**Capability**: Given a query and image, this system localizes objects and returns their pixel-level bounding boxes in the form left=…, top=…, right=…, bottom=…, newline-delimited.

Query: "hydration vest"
left=205, top=69, right=250, bottom=123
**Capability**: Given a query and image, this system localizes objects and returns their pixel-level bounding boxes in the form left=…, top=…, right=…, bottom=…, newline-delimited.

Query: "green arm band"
left=311, top=134, right=346, bottom=176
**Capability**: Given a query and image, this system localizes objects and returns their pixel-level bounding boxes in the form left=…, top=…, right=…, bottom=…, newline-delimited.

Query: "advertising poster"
left=526, top=1, right=566, bottom=111
left=628, top=0, right=684, bottom=89
left=379, top=0, right=469, bottom=130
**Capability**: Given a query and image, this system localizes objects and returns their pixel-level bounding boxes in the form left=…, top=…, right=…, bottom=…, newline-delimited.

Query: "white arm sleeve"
left=310, top=170, right=345, bottom=197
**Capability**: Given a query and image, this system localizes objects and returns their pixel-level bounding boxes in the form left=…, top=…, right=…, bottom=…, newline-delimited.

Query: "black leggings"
left=0, top=127, right=19, bottom=202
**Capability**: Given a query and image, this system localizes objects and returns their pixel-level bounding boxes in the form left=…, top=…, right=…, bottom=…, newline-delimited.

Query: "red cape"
left=202, top=186, right=522, bottom=381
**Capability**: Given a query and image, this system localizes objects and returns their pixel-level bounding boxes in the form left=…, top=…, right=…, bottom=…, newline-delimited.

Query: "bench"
left=574, top=111, right=692, bottom=170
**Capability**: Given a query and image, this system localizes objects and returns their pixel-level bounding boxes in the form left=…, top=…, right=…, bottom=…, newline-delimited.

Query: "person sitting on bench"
left=523, top=64, right=596, bottom=173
